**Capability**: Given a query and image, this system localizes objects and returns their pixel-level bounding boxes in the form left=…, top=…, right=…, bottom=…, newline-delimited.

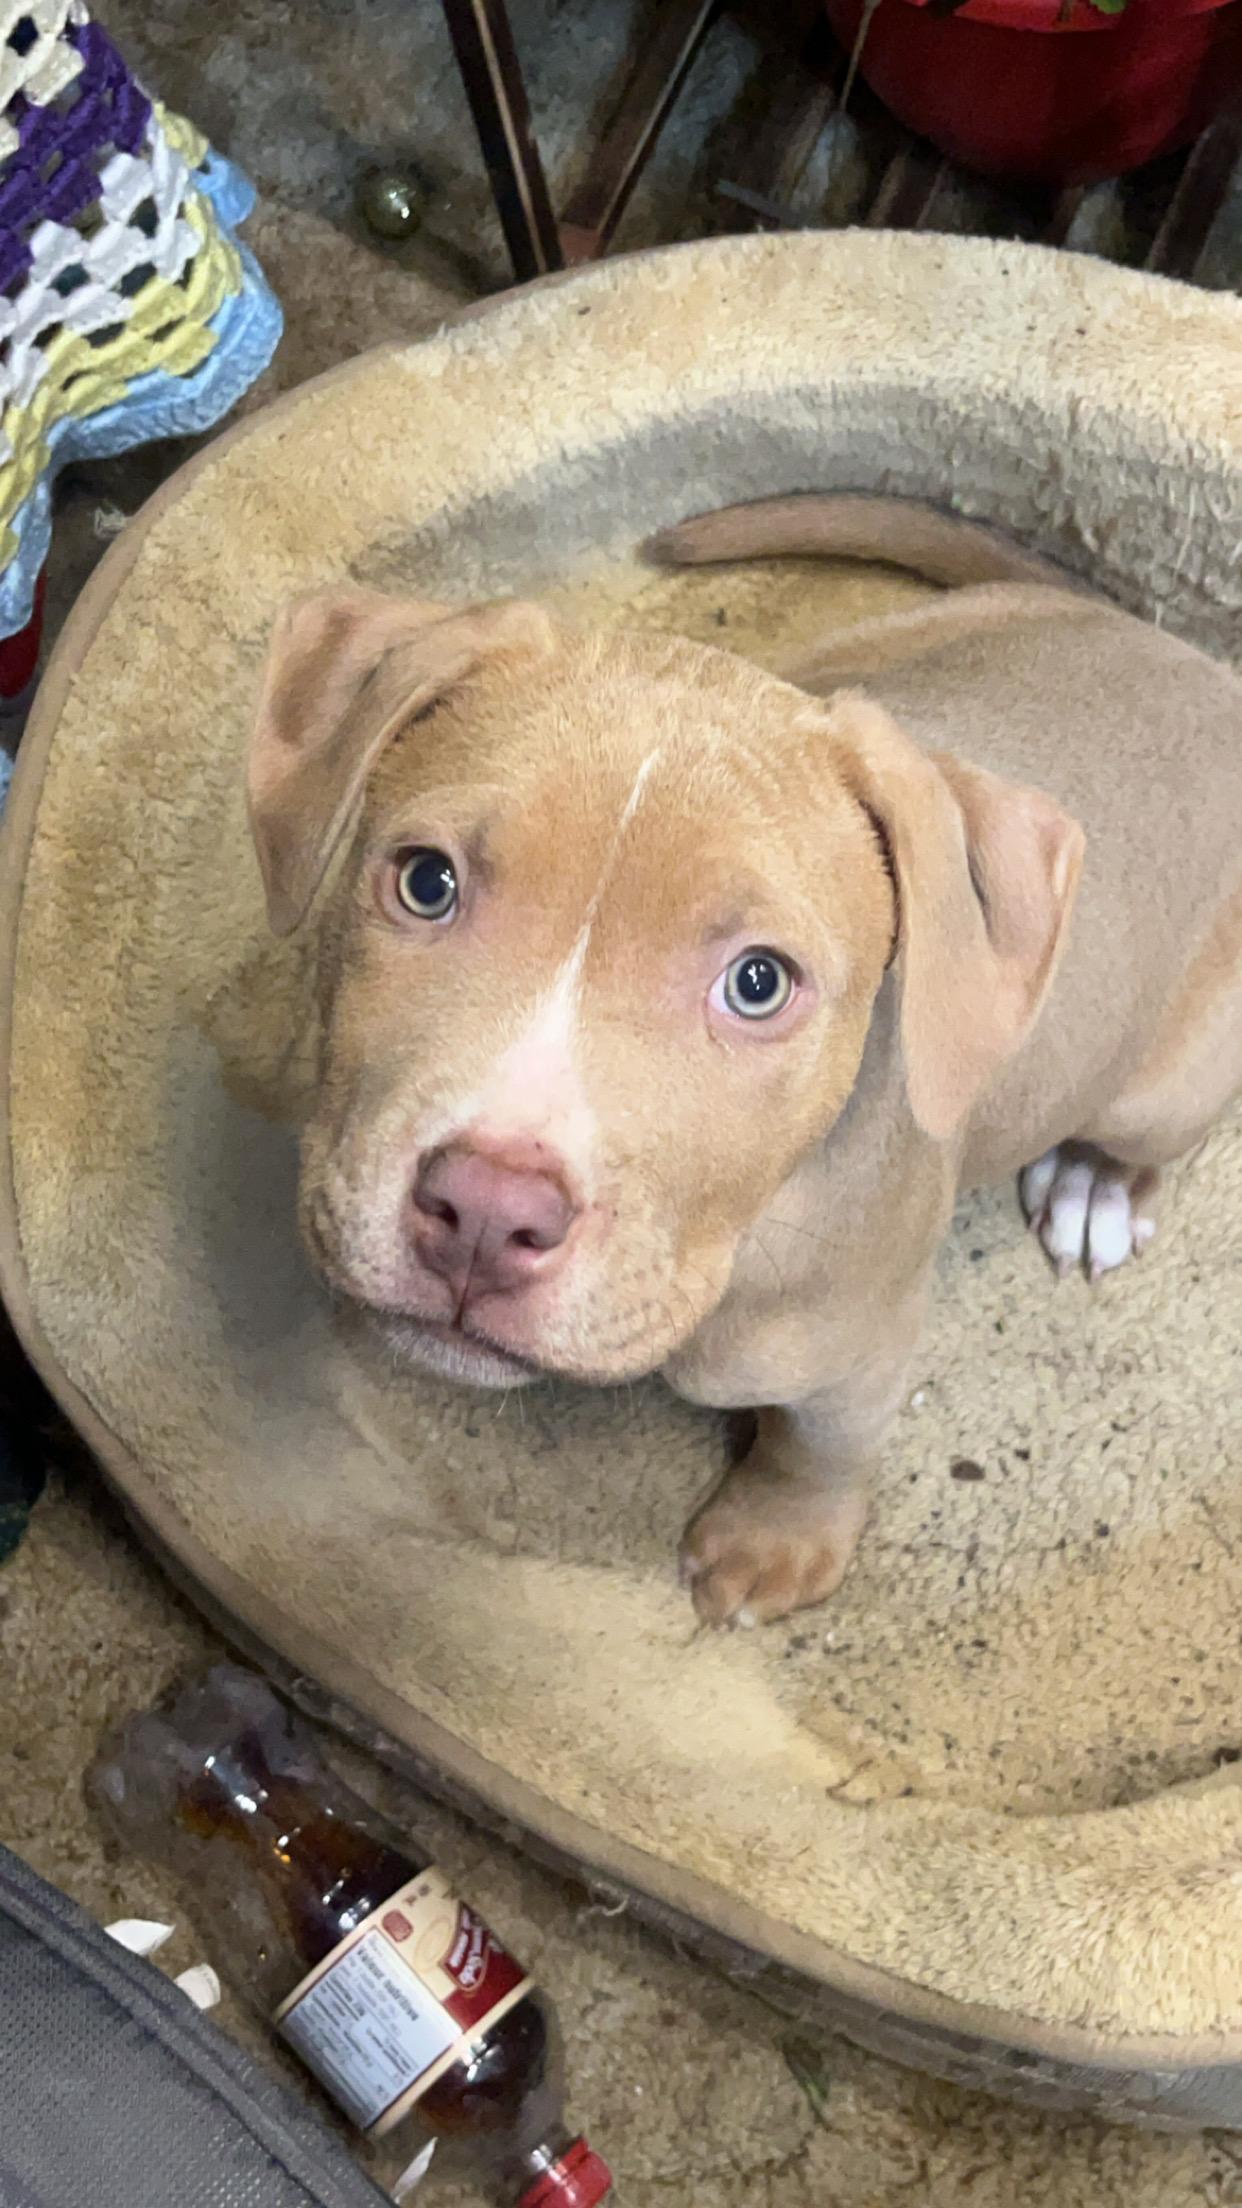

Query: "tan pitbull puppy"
left=249, top=496, right=1242, bottom=1627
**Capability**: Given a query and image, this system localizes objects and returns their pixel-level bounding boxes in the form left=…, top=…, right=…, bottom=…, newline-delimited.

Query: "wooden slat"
left=713, top=19, right=840, bottom=234
left=1146, top=110, right=1242, bottom=280
left=1042, top=186, right=1084, bottom=248
left=557, top=0, right=720, bottom=263
left=440, top=0, right=564, bottom=283
left=714, top=181, right=807, bottom=231
left=866, top=138, right=946, bottom=231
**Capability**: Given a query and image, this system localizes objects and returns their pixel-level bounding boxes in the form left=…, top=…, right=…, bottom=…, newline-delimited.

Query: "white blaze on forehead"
left=559, top=743, right=663, bottom=993
left=427, top=746, right=666, bottom=1183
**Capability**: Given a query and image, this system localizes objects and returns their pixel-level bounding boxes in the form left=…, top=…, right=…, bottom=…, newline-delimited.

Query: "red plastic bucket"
left=825, top=0, right=1242, bottom=185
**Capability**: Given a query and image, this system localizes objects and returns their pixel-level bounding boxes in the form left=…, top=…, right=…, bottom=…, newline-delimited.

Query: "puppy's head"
left=250, top=589, right=1080, bottom=1386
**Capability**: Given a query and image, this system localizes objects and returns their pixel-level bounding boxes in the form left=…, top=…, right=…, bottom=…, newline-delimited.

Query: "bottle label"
left=273, top=1868, right=531, bottom=2136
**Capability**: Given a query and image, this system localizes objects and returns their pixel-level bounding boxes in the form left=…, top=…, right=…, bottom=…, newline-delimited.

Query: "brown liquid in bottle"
left=180, top=1729, right=558, bottom=2154
left=94, top=1668, right=609, bottom=2208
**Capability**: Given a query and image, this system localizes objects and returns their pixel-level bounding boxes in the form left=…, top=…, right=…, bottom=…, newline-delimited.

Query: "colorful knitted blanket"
left=0, top=1, right=281, bottom=644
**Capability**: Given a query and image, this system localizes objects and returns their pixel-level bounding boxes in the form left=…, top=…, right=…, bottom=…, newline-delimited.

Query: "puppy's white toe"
left=1040, top=1158, right=1094, bottom=1274
left=1086, top=1173, right=1135, bottom=1280
left=1020, top=1149, right=1060, bottom=1225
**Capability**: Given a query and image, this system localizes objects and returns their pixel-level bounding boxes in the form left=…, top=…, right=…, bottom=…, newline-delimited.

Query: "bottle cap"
left=516, top=2137, right=613, bottom=2207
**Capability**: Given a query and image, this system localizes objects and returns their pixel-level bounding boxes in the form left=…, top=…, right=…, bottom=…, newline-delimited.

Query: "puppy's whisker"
left=658, top=1266, right=716, bottom=1347
left=746, top=1228, right=787, bottom=1295
left=762, top=1213, right=836, bottom=1254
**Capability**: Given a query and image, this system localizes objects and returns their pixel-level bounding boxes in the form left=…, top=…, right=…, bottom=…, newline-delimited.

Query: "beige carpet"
left=6, top=1472, right=1242, bottom=2208
left=4, top=8, right=1242, bottom=2206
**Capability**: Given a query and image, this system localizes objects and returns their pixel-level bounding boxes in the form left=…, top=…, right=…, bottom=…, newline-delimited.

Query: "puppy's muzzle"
left=411, top=1142, right=580, bottom=1308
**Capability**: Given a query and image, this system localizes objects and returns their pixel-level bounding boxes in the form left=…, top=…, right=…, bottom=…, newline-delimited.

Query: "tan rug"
left=4, top=233, right=1242, bottom=2140
left=9, top=1477, right=1240, bottom=2208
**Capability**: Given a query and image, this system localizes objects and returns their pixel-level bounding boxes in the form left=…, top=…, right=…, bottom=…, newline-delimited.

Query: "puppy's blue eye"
left=722, top=950, right=794, bottom=1020
left=395, top=848, right=458, bottom=920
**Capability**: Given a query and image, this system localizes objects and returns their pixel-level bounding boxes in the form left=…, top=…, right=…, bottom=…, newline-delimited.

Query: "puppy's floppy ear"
left=842, top=700, right=1084, bottom=1142
left=249, top=589, right=555, bottom=934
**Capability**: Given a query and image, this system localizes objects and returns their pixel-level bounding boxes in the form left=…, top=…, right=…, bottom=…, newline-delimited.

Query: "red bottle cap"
left=516, top=2137, right=612, bottom=2207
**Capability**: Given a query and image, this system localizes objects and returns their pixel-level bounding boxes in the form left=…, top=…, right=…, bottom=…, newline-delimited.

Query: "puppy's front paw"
left=680, top=1468, right=867, bottom=1628
left=1020, top=1144, right=1159, bottom=1281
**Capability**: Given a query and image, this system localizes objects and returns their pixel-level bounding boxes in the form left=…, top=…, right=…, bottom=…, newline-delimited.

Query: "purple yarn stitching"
left=0, top=18, right=152, bottom=294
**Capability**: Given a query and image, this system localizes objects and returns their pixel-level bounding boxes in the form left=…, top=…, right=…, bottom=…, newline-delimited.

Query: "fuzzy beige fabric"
left=5, top=232, right=1242, bottom=2095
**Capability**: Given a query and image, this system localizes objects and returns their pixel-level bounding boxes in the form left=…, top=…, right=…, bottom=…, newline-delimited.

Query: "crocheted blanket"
left=0, top=1, right=281, bottom=643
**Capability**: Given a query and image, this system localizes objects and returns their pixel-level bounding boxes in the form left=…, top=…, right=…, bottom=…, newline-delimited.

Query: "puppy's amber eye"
left=721, top=949, right=795, bottom=1021
left=394, top=847, right=458, bottom=921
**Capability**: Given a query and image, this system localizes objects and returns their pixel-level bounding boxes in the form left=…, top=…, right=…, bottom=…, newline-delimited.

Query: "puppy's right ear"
left=249, top=589, right=555, bottom=934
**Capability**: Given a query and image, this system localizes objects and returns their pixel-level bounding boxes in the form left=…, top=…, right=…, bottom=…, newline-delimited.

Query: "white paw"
left=1019, top=1147, right=1156, bottom=1281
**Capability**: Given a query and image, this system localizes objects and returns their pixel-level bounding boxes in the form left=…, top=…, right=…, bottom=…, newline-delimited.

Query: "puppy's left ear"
left=842, top=701, right=1084, bottom=1142
left=249, top=589, right=555, bottom=934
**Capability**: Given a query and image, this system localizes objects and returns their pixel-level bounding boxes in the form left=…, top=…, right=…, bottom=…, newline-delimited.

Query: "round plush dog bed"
left=4, top=232, right=1242, bottom=2127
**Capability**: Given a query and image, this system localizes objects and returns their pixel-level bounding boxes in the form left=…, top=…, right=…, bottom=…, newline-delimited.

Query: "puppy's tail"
left=645, top=494, right=1082, bottom=594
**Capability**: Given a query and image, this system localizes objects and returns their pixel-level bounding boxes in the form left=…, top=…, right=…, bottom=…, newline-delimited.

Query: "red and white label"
left=274, top=1869, right=531, bottom=2135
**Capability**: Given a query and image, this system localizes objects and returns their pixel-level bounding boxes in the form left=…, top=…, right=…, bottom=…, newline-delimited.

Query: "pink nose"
left=412, top=1145, right=579, bottom=1302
